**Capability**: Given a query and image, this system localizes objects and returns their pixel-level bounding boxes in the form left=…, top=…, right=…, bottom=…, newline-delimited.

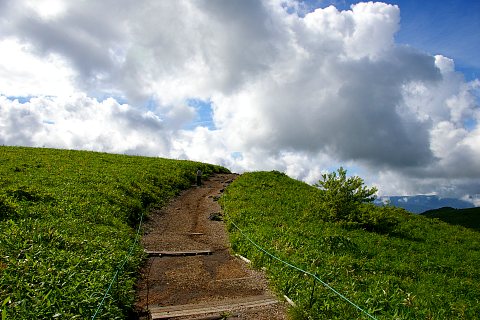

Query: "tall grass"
left=222, top=171, right=480, bottom=319
left=0, top=146, right=228, bottom=319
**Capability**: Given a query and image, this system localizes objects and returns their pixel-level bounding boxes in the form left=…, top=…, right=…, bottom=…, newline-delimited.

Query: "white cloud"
left=0, top=1, right=479, bottom=201
left=0, top=94, right=171, bottom=155
left=0, top=38, right=76, bottom=96
left=24, top=0, right=67, bottom=20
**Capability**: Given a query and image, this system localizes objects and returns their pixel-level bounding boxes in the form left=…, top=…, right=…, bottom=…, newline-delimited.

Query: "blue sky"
left=309, top=0, right=480, bottom=80
left=391, top=0, right=479, bottom=80
left=186, top=99, right=216, bottom=130
left=0, top=0, right=479, bottom=203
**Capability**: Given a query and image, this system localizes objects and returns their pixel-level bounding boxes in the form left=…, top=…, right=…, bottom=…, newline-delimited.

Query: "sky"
left=0, top=0, right=479, bottom=205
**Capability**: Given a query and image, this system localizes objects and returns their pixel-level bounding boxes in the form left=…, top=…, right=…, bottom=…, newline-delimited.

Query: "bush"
left=356, top=204, right=400, bottom=233
left=315, top=167, right=377, bottom=222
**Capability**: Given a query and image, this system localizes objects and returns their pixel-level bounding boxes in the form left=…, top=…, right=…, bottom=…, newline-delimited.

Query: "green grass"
left=221, top=171, right=480, bottom=319
left=422, top=207, right=480, bottom=232
left=0, top=146, right=228, bottom=319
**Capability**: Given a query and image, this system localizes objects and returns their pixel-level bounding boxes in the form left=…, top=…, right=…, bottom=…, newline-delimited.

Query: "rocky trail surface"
left=134, top=173, right=288, bottom=320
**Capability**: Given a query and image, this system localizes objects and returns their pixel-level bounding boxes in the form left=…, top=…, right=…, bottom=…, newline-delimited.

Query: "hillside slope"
left=375, top=195, right=474, bottom=213
left=422, top=207, right=480, bottom=231
left=222, top=171, right=480, bottom=319
left=0, top=146, right=228, bottom=319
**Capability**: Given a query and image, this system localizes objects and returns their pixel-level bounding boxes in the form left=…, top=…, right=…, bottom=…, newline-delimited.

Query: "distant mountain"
left=421, top=207, right=480, bottom=231
left=374, top=195, right=475, bottom=213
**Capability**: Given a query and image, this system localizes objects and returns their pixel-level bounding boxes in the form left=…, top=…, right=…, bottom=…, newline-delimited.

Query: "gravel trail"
left=134, top=173, right=288, bottom=320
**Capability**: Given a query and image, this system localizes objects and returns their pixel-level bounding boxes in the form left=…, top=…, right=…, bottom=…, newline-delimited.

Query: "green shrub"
left=356, top=204, right=401, bottom=233
left=315, top=167, right=377, bottom=222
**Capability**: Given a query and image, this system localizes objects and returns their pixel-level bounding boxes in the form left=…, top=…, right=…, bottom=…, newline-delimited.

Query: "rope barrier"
left=229, top=220, right=378, bottom=320
left=91, top=211, right=145, bottom=320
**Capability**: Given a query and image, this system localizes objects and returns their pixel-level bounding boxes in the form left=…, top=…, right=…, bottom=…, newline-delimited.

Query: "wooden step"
left=145, top=249, right=212, bottom=257
left=149, top=295, right=278, bottom=319
left=213, top=276, right=254, bottom=282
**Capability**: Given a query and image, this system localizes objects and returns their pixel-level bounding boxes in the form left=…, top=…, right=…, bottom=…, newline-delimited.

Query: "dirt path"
left=134, top=174, right=288, bottom=320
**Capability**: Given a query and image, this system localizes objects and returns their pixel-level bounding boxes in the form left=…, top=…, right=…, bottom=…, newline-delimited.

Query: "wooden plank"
left=153, top=295, right=272, bottom=312
left=235, top=254, right=251, bottom=264
left=150, top=295, right=278, bottom=319
left=145, top=249, right=212, bottom=257
left=214, top=276, right=253, bottom=282
left=283, top=295, right=296, bottom=307
left=191, top=315, right=238, bottom=320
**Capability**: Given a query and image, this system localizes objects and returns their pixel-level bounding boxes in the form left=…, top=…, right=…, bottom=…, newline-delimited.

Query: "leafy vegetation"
left=221, top=171, right=480, bottom=319
left=422, top=207, right=480, bottom=232
left=0, top=146, right=228, bottom=319
left=314, top=167, right=377, bottom=221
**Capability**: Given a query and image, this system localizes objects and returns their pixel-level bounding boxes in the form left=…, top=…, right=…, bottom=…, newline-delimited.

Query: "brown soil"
left=134, top=173, right=288, bottom=320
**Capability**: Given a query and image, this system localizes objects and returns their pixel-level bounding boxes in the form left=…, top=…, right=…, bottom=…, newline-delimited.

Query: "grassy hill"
left=221, top=171, right=480, bottom=319
left=2, top=147, right=479, bottom=319
left=0, top=146, right=228, bottom=319
left=421, top=207, right=480, bottom=232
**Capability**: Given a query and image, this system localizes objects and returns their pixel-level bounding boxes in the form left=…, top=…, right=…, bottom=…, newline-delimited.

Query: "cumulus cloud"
left=0, top=0, right=479, bottom=201
left=209, top=3, right=442, bottom=170
left=0, top=94, right=171, bottom=155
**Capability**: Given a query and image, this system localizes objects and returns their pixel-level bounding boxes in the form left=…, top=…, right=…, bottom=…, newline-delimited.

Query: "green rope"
left=91, top=211, right=145, bottom=320
left=229, top=220, right=378, bottom=320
